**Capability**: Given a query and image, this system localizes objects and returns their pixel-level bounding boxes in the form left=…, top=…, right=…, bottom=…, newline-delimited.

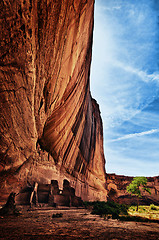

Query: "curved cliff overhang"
left=0, top=0, right=107, bottom=202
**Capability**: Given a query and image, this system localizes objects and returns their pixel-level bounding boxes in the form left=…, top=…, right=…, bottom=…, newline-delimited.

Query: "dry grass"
left=128, top=205, right=159, bottom=220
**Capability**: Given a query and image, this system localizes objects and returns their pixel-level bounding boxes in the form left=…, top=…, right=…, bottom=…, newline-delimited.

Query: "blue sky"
left=90, top=0, right=159, bottom=177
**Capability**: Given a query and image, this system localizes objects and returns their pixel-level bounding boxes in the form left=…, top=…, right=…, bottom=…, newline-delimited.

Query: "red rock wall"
left=0, top=0, right=107, bottom=203
left=106, top=174, right=159, bottom=205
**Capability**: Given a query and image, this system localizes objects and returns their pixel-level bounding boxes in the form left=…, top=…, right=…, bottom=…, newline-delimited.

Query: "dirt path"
left=0, top=207, right=159, bottom=240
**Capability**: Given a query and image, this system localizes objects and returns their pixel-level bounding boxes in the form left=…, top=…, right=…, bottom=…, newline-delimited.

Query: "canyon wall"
left=107, top=174, right=159, bottom=205
left=0, top=0, right=107, bottom=203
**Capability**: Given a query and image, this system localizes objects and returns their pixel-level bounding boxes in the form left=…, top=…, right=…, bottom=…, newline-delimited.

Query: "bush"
left=91, top=201, right=128, bottom=219
left=150, top=204, right=157, bottom=211
left=83, top=201, right=95, bottom=210
left=129, top=206, right=136, bottom=211
left=139, top=206, right=146, bottom=211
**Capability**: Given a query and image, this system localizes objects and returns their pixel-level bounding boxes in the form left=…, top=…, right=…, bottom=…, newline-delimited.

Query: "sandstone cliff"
left=0, top=0, right=107, bottom=203
left=107, top=174, right=159, bottom=205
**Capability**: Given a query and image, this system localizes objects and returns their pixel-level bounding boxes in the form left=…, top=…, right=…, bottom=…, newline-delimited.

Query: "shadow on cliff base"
left=15, top=179, right=83, bottom=207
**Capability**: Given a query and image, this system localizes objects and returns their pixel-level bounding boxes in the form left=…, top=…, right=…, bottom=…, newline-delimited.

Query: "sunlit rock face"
left=0, top=0, right=107, bottom=203
left=107, top=174, right=159, bottom=205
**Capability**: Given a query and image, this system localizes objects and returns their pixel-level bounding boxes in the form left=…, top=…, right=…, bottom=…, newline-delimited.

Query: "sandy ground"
left=0, top=207, right=159, bottom=240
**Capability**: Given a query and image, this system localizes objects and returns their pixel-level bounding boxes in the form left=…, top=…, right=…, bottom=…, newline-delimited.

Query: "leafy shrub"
left=83, top=201, right=94, bottom=207
left=91, top=201, right=128, bottom=219
left=139, top=206, right=146, bottom=211
left=150, top=204, right=157, bottom=211
left=83, top=201, right=95, bottom=210
left=129, top=206, right=136, bottom=211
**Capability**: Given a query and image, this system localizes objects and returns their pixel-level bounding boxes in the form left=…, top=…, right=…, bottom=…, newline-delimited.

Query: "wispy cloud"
left=110, top=129, right=159, bottom=142
left=91, top=0, right=159, bottom=176
left=112, top=60, right=159, bottom=84
left=103, top=6, right=121, bottom=11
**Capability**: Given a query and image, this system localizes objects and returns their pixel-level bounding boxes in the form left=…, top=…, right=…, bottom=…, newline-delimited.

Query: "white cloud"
left=110, top=129, right=159, bottom=142
left=91, top=0, right=159, bottom=177
left=112, top=60, right=159, bottom=84
left=103, top=6, right=121, bottom=11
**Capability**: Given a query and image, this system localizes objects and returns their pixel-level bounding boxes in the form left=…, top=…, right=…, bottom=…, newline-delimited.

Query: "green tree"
left=126, top=176, right=151, bottom=211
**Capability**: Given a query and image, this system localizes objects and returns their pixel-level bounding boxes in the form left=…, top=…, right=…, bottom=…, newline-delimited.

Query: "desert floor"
left=0, top=207, right=159, bottom=240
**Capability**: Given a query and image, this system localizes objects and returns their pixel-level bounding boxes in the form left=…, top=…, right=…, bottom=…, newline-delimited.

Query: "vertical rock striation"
left=0, top=0, right=107, bottom=203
